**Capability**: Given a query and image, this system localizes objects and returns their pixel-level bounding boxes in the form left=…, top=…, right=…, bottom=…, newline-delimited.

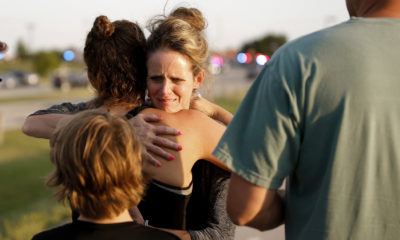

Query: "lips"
left=158, top=98, right=176, bottom=104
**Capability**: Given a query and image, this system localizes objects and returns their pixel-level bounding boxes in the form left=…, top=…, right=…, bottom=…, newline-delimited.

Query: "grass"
left=213, top=92, right=246, bottom=114
left=0, top=130, right=71, bottom=240
left=0, top=93, right=245, bottom=240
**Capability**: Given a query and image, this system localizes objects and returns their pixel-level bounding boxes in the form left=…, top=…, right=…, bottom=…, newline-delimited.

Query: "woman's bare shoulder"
left=140, top=108, right=210, bottom=121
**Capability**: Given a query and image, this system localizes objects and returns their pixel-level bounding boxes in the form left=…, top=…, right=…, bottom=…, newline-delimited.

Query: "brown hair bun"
left=93, top=15, right=115, bottom=39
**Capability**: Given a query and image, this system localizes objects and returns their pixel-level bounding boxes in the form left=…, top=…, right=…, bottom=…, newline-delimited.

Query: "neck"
left=366, top=8, right=400, bottom=18
left=359, top=0, right=400, bottom=18
left=78, top=209, right=133, bottom=224
left=101, top=101, right=139, bottom=116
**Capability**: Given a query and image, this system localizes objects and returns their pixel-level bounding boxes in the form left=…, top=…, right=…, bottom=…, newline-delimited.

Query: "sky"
left=1, top=0, right=349, bottom=56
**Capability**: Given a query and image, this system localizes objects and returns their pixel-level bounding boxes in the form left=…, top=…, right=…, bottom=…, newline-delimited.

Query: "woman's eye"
left=172, top=78, right=184, bottom=82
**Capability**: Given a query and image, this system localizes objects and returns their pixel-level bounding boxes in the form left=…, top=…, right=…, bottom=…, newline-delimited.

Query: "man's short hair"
left=48, top=110, right=146, bottom=219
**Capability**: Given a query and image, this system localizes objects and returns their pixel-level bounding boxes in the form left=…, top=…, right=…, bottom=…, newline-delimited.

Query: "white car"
left=0, top=70, right=39, bottom=89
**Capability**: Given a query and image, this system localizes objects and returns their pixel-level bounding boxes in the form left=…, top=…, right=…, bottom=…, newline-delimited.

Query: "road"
left=0, top=66, right=254, bottom=131
left=0, top=66, right=285, bottom=240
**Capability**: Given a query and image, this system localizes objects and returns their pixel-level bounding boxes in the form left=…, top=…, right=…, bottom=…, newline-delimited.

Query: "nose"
left=160, top=79, right=172, bottom=95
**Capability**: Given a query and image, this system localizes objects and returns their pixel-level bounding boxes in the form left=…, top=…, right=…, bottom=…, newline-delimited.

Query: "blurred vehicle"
left=52, top=70, right=89, bottom=90
left=246, top=62, right=263, bottom=80
left=0, top=70, right=39, bottom=89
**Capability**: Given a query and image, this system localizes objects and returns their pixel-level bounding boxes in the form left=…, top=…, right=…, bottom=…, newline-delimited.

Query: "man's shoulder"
left=133, top=225, right=180, bottom=239
left=274, top=20, right=351, bottom=56
left=32, top=223, right=74, bottom=240
left=32, top=222, right=180, bottom=240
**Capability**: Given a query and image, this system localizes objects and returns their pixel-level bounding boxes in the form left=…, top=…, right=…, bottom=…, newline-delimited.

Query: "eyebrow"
left=148, top=74, right=164, bottom=79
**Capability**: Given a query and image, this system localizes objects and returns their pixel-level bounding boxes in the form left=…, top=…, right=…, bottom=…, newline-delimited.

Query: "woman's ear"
left=193, top=70, right=205, bottom=89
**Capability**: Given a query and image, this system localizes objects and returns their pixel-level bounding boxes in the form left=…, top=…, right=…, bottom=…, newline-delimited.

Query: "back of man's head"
left=48, top=110, right=146, bottom=219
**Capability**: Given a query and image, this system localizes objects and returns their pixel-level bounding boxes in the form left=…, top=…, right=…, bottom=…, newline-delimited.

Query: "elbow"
left=226, top=205, right=252, bottom=227
left=229, top=216, right=249, bottom=227
left=228, top=209, right=279, bottom=231
left=21, top=117, right=39, bottom=137
left=21, top=119, right=33, bottom=136
left=226, top=196, right=284, bottom=231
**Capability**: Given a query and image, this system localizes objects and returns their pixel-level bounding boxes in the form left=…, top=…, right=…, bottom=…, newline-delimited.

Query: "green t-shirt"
left=214, top=17, right=400, bottom=239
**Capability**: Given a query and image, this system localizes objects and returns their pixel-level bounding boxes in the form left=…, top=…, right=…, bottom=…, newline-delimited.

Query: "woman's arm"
left=22, top=102, right=180, bottom=162
left=21, top=102, right=89, bottom=139
left=190, top=97, right=233, bottom=125
left=22, top=113, right=71, bottom=139
left=193, top=110, right=230, bottom=171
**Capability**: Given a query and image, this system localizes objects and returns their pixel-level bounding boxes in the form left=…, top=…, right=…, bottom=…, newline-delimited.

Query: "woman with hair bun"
left=139, top=7, right=235, bottom=240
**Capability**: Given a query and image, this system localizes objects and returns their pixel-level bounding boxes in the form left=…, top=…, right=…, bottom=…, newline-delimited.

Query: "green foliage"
left=33, top=51, right=61, bottom=76
left=16, top=40, right=30, bottom=60
left=240, top=34, right=287, bottom=56
left=0, top=59, right=33, bottom=73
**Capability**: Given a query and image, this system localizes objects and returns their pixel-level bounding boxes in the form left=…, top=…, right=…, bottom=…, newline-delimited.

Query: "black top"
left=32, top=220, right=179, bottom=240
left=31, top=101, right=236, bottom=240
left=138, top=180, right=193, bottom=229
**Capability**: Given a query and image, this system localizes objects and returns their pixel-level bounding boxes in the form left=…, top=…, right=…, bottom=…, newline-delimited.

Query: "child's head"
left=48, top=110, right=145, bottom=219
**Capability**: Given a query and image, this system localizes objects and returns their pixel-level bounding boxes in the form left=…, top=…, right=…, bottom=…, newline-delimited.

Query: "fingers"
left=145, top=152, right=162, bottom=167
left=153, top=136, right=182, bottom=151
left=139, top=113, right=162, bottom=122
left=154, top=125, right=181, bottom=136
left=145, top=143, right=175, bottom=162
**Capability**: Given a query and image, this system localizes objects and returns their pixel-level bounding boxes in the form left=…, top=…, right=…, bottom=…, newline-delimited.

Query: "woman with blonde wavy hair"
left=137, top=7, right=235, bottom=239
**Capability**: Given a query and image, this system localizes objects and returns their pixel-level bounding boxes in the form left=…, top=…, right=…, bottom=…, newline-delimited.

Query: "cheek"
left=146, top=81, right=157, bottom=95
left=177, top=84, right=194, bottom=103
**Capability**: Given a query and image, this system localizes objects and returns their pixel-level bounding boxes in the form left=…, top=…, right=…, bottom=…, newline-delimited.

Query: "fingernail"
left=156, top=162, right=162, bottom=167
left=169, top=155, right=175, bottom=160
left=177, top=131, right=182, bottom=135
left=178, top=145, right=182, bottom=151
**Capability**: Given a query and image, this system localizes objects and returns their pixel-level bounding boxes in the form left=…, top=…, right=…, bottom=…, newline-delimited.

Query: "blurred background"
left=0, top=0, right=349, bottom=239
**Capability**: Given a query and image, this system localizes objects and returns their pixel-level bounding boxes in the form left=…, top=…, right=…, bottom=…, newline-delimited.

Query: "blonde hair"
left=147, top=7, right=208, bottom=77
left=48, top=110, right=146, bottom=219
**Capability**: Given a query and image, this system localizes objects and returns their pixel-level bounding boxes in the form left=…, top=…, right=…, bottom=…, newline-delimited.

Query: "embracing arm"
left=196, top=112, right=230, bottom=172
left=227, top=173, right=284, bottom=231
left=190, top=97, right=233, bottom=125
left=22, top=114, right=71, bottom=139
left=22, top=101, right=179, bottom=163
left=21, top=102, right=89, bottom=139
